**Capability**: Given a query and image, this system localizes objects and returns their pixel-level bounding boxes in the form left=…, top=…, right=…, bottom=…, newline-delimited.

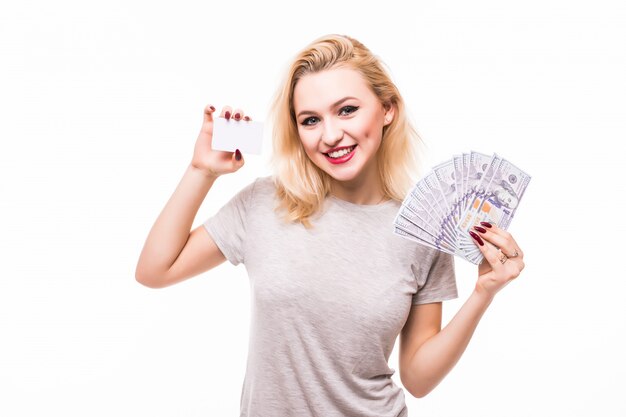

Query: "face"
left=495, top=185, right=519, bottom=209
left=292, top=66, right=394, bottom=187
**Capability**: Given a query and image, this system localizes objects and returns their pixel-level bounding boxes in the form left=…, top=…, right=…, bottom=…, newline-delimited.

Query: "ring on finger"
left=502, top=248, right=519, bottom=258
left=497, top=250, right=508, bottom=264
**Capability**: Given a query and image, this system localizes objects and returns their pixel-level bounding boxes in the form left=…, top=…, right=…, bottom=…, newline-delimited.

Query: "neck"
left=329, top=178, right=387, bottom=205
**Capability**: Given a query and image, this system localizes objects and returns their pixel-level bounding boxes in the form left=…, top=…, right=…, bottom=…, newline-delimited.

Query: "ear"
left=383, top=102, right=395, bottom=126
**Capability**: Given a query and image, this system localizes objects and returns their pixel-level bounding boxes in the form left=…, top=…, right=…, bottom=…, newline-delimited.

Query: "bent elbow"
left=405, top=382, right=435, bottom=399
left=410, top=387, right=432, bottom=399
left=135, top=272, right=164, bottom=289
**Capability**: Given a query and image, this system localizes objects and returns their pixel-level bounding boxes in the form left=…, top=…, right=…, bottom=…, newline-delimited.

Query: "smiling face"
left=292, top=66, right=394, bottom=194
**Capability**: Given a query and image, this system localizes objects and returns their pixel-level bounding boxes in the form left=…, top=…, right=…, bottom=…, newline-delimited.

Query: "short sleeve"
left=411, top=249, right=458, bottom=305
left=202, top=178, right=258, bottom=266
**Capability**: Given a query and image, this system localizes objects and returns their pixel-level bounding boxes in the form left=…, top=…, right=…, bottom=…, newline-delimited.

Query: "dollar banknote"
left=393, top=151, right=531, bottom=265
left=458, top=156, right=531, bottom=234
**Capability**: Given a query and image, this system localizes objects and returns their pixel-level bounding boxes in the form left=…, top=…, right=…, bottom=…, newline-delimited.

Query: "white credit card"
left=211, top=117, right=264, bottom=155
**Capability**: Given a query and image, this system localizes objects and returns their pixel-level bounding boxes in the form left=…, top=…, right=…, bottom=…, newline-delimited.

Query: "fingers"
left=218, top=105, right=251, bottom=121
left=220, top=105, right=233, bottom=120
left=232, top=108, right=244, bottom=121
left=469, top=223, right=525, bottom=275
left=203, top=104, right=217, bottom=122
left=469, top=231, right=504, bottom=269
left=473, top=222, right=524, bottom=259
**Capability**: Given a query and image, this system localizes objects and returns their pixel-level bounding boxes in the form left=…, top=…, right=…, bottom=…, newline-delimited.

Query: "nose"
left=321, top=119, right=343, bottom=146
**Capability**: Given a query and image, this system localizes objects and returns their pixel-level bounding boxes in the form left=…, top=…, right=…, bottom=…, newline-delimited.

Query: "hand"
left=190, top=104, right=252, bottom=178
left=468, top=222, right=525, bottom=299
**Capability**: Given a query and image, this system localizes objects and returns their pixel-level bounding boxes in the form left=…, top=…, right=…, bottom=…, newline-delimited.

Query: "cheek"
left=298, top=131, right=318, bottom=154
left=347, top=114, right=383, bottom=141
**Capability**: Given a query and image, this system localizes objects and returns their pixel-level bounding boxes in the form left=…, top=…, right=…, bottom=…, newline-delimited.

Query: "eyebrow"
left=296, top=96, right=358, bottom=118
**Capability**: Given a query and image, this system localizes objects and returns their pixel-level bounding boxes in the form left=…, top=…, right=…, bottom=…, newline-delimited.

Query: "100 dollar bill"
left=458, top=157, right=531, bottom=233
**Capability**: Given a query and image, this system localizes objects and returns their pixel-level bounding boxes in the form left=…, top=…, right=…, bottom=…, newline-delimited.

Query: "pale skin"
left=135, top=67, right=525, bottom=401
left=399, top=226, right=525, bottom=398
left=135, top=104, right=249, bottom=288
left=292, top=67, right=526, bottom=398
left=293, top=67, right=394, bottom=205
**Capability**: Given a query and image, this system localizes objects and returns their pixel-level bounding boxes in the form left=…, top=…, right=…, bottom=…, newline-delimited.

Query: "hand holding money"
left=393, top=151, right=531, bottom=265
left=470, top=221, right=525, bottom=299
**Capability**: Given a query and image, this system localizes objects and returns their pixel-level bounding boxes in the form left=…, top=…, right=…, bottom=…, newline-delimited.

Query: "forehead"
left=293, top=67, right=377, bottom=110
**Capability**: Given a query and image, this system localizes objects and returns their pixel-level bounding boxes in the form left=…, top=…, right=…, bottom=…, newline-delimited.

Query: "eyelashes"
left=339, top=105, right=359, bottom=117
left=301, top=106, right=359, bottom=126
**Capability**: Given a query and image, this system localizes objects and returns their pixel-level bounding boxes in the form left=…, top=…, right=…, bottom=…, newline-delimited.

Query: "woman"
left=136, top=34, right=525, bottom=417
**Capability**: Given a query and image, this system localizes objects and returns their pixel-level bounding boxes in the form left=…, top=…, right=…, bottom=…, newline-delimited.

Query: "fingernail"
left=225, top=111, right=231, bottom=120
left=480, top=221, right=492, bottom=228
left=209, top=105, right=215, bottom=111
left=473, top=226, right=487, bottom=233
left=469, top=231, right=484, bottom=246
left=243, top=116, right=250, bottom=121
left=234, top=113, right=241, bottom=120
left=235, top=149, right=241, bottom=161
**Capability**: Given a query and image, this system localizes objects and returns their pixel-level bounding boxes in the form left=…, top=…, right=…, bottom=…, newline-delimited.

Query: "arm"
left=134, top=164, right=219, bottom=288
left=401, top=223, right=525, bottom=397
left=400, top=290, right=493, bottom=398
left=135, top=104, right=248, bottom=288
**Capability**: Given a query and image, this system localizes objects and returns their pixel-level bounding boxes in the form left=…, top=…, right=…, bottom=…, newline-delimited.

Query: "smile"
left=324, top=145, right=357, bottom=164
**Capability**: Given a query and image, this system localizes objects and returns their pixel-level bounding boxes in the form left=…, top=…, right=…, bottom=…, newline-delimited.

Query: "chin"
left=323, top=166, right=363, bottom=183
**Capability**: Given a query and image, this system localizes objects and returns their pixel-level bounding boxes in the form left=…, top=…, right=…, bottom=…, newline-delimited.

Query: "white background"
left=1, top=0, right=624, bottom=416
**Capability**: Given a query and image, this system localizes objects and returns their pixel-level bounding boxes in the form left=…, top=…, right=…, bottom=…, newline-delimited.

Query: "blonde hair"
left=268, top=34, right=424, bottom=229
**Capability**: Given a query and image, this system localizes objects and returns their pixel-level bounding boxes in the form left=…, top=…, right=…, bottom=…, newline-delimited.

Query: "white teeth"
left=327, top=145, right=355, bottom=158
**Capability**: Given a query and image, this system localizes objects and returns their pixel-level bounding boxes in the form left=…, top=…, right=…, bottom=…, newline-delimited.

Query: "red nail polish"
left=244, top=116, right=250, bottom=121
left=474, top=226, right=487, bottom=233
left=225, top=111, right=231, bottom=120
left=209, top=105, right=215, bottom=111
left=235, top=149, right=241, bottom=160
left=469, top=231, right=484, bottom=246
left=234, top=113, right=241, bottom=120
left=480, top=221, right=492, bottom=228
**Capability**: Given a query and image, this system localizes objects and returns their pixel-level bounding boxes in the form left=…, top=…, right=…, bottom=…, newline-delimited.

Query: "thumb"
left=233, top=149, right=244, bottom=165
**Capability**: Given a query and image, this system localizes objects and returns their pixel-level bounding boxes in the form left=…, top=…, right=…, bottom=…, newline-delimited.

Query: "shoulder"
left=255, top=175, right=275, bottom=189
left=248, top=175, right=277, bottom=198
left=234, top=175, right=279, bottom=211
left=233, top=175, right=273, bottom=196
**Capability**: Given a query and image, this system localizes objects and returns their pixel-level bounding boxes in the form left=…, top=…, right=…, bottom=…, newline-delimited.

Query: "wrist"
left=188, top=163, right=219, bottom=181
left=472, top=284, right=496, bottom=306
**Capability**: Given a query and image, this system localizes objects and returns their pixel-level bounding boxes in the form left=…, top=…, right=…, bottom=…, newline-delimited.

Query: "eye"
left=301, top=116, right=319, bottom=126
left=339, top=105, right=359, bottom=116
left=299, top=106, right=359, bottom=127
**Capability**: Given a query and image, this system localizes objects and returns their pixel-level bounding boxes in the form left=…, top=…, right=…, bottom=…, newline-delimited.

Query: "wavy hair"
left=268, top=34, right=424, bottom=229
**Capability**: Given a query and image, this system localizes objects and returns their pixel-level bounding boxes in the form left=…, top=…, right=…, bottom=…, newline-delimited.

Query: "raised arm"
left=400, top=224, right=525, bottom=397
left=135, top=104, right=248, bottom=288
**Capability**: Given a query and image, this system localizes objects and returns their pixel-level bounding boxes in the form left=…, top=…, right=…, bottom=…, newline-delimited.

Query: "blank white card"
left=211, top=117, right=264, bottom=155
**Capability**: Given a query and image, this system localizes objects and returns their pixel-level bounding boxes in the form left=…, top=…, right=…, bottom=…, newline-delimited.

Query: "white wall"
left=1, top=0, right=624, bottom=415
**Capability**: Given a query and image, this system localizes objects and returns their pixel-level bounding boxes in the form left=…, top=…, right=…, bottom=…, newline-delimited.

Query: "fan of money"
left=393, top=152, right=531, bottom=265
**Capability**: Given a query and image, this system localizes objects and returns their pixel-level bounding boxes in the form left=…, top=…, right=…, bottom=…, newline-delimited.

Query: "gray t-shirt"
left=203, top=176, right=458, bottom=417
